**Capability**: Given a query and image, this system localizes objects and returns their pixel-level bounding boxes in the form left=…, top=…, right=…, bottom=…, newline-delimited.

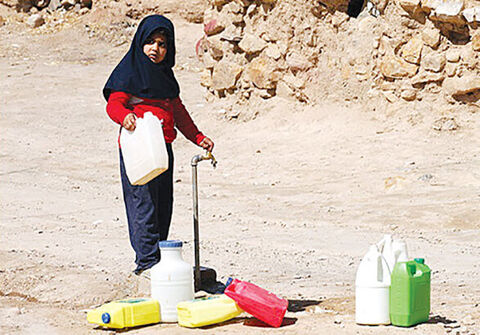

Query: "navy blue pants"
left=119, top=143, right=174, bottom=273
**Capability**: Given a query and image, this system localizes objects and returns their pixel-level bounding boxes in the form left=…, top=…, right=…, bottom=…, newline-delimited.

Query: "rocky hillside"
left=2, top=0, right=479, bottom=118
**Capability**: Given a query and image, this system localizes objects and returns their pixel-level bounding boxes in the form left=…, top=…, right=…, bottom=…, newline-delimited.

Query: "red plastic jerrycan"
left=224, top=278, right=288, bottom=328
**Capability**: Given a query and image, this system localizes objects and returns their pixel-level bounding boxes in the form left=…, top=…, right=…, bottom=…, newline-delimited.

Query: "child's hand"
left=123, top=113, right=137, bottom=131
left=200, top=137, right=214, bottom=152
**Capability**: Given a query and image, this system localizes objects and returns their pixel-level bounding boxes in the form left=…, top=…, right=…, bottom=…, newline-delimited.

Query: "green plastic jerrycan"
left=389, top=258, right=431, bottom=327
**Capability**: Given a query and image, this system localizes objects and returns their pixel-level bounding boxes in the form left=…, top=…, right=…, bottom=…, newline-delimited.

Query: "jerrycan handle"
left=376, top=255, right=387, bottom=282
left=407, top=263, right=417, bottom=276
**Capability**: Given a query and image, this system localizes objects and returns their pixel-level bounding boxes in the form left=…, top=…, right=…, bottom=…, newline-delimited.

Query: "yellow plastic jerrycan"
left=87, top=298, right=160, bottom=329
left=177, top=294, right=243, bottom=328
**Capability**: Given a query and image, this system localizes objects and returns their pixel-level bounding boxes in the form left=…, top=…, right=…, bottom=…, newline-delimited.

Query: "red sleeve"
left=172, top=97, right=206, bottom=146
left=106, top=91, right=133, bottom=125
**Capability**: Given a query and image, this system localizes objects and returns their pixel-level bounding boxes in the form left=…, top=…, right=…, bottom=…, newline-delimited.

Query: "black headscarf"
left=103, top=15, right=180, bottom=101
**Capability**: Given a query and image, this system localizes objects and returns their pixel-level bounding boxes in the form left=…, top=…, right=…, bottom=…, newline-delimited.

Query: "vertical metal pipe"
left=192, top=163, right=201, bottom=291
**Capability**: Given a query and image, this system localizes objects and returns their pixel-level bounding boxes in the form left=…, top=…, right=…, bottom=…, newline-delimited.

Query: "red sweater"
left=106, top=91, right=205, bottom=145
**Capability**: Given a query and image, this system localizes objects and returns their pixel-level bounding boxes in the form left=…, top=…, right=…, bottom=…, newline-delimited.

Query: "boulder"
left=204, top=19, right=225, bottom=36
left=443, top=75, right=480, bottom=96
left=446, top=49, right=461, bottom=62
left=206, top=35, right=224, bottom=60
left=238, top=33, right=267, bottom=54
left=400, top=37, right=423, bottom=64
left=398, top=0, right=421, bottom=12
left=430, top=0, right=465, bottom=25
left=421, top=0, right=442, bottom=13
left=411, top=70, right=445, bottom=86
left=462, top=7, right=480, bottom=23
left=422, top=28, right=441, bottom=49
left=286, top=51, right=312, bottom=71
left=265, top=43, right=282, bottom=60
left=246, top=57, right=279, bottom=89
left=422, top=53, right=446, bottom=72
left=445, top=62, right=457, bottom=76
left=380, top=55, right=419, bottom=79
left=212, top=60, right=243, bottom=90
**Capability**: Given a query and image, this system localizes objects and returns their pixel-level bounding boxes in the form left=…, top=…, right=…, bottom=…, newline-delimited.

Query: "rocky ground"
left=0, top=2, right=480, bottom=334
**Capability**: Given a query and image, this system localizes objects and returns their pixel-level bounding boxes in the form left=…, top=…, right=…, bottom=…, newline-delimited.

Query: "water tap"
left=191, top=151, right=218, bottom=169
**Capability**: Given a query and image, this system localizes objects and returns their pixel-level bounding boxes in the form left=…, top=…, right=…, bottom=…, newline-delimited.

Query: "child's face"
left=143, top=32, right=167, bottom=64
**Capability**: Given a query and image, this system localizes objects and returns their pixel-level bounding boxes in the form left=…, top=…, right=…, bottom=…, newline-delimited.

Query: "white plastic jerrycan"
left=355, top=245, right=391, bottom=325
left=151, top=240, right=194, bottom=322
left=120, top=112, right=168, bottom=185
left=377, top=234, right=408, bottom=273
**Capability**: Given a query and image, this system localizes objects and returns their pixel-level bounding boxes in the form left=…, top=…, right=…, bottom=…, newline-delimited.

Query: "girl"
left=103, top=15, right=214, bottom=276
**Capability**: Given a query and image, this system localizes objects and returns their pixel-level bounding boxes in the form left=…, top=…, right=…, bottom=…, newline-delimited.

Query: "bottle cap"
left=101, top=312, right=111, bottom=324
left=414, top=258, right=425, bottom=264
left=225, top=277, right=233, bottom=287
left=158, top=240, right=183, bottom=248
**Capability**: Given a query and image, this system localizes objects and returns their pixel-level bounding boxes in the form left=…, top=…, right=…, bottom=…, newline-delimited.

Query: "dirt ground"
left=1, top=11, right=479, bottom=335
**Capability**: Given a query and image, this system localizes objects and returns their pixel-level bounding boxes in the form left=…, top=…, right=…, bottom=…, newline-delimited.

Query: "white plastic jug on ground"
left=151, top=240, right=194, bottom=322
left=376, top=234, right=408, bottom=273
left=355, top=245, right=391, bottom=325
left=120, top=112, right=168, bottom=185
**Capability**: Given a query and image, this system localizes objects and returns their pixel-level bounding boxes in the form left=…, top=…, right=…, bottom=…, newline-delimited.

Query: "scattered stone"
left=80, top=0, right=92, bottom=8
left=432, top=117, right=458, bottom=131
left=0, top=15, right=5, bottom=26
left=400, top=37, right=423, bottom=64
left=401, top=86, right=417, bottom=101
left=462, top=315, right=475, bottom=326
left=200, top=69, right=213, bottom=87
left=26, top=13, right=44, bottom=28
left=380, top=54, right=418, bottom=79
left=283, top=73, right=305, bottom=89
left=48, top=0, right=62, bottom=11
left=423, top=53, right=446, bottom=72
left=61, top=0, right=76, bottom=8
left=418, top=173, right=434, bottom=181
left=238, top=33, right=267, bottom=54
left=333, top=315, right=343, bottom=324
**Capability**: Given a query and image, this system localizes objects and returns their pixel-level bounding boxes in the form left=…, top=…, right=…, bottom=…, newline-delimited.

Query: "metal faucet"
left=191, top=151, right=217, bottom=291
left=191, top=151, right=217, bottom=168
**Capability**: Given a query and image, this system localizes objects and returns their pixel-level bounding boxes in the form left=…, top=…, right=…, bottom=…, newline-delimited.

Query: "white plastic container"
left=377, top=234, right=408, bottom=273
left=120, top=112, right=168, bottom=185
left=151, top=240, right=194, bottom=322
left=355, top=245, right=391, bottom=325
